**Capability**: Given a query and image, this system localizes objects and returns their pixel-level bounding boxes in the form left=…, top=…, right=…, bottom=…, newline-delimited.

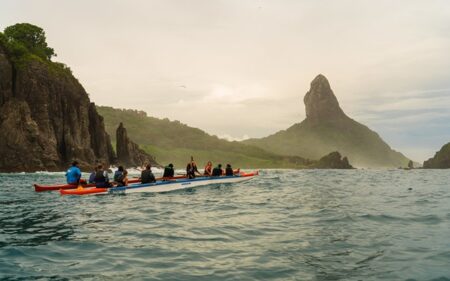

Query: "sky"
left=1, top=0, right=450, bottom=162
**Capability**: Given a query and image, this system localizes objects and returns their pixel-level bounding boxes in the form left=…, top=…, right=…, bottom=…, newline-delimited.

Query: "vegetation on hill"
left=245, top=118, right=409, bottom=168
left=244, top=75, right=410, bottom=168
left=97, top=106, right=316, bottom=169
left=0, top=23, right=115, bottom=172
left=423, top=142, right=450, bottom=168
left=0, top=23, right=71, bottom=75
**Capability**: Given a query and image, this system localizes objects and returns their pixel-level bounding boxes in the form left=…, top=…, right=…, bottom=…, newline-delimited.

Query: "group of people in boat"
left=184, top=156, right=237, bottom=178
left=65, top=157, right=238, bottom=188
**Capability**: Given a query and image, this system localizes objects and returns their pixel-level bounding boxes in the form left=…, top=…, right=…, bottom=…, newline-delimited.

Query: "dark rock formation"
left=244, top=74, right=410, bottom=168
left=311, top=151, right=353, bottom=169
left=304, top=74, right=346, bottom=123
left=423, top=143, right=450, bottom=168
left=0, top=45, right=114, bottom=172
left=116, top=122, right=159, bottom=167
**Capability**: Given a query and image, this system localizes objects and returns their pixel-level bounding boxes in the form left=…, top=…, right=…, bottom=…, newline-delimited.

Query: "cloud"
left=2, top=0, right=450, bottom=162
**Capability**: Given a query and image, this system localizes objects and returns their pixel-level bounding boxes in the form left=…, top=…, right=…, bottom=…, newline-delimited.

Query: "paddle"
left=76, top=178, right=84, bottom=190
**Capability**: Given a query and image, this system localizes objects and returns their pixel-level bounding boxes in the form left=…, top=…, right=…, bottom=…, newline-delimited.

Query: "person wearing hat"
left=66, top=161, right=82, bottom=185
left=163, top=163, right=175, bottom=178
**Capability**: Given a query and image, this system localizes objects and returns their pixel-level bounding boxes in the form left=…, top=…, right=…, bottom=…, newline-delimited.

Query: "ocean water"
left=0, top=169, right=449, bottom=281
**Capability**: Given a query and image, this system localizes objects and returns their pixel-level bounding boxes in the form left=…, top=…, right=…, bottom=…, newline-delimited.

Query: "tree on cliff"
left=1, top=23, right=55, bottom=61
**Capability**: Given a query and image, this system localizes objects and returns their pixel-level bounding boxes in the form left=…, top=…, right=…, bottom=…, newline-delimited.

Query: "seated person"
left=95, top=164, right=112, bottom=188
left=114, top=166, right=126, bottom=186
left=88, top=166, right=97, bottom=184
left=66, top=161, right=81, bottom=185
left=225, top=164, right=234, bottom=176
left=212, top=164, right=223, bottom=177
left=186, top=156, right=201, bottom=179
left=204, top=161, right=213, bottom=176
left=141, top=164, right=156, bottom=184
left=117, top=170, right=129, bottom=187
left=163, top=163, right=175, bottom=178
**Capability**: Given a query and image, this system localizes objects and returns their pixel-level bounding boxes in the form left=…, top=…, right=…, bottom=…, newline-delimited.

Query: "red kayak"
left=34, top=178, right=140, bottom=192
left=60, top=187, right=110, bottom=196
left=34, top=176, right=186, bottom=192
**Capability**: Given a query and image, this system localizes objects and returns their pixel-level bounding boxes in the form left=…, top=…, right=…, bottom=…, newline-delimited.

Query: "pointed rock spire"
left=116, top=122, right=159, bottom=167
left=304, top=74, right=346, bottom=122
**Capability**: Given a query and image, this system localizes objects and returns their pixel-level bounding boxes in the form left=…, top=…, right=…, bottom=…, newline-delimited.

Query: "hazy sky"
left=1, top=0, right=450, bottom=161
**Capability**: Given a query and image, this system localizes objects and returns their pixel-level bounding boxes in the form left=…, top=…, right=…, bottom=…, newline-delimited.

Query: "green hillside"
left=244, top=117, right=409, bottom=168
left=243, top=75, right=410, bottom=168
left=97, top=106, right=310, bottom=169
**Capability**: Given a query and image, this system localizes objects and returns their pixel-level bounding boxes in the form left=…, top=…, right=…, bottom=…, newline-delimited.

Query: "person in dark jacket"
left=114, top=166, right=126, bottom=186
left=95, top=164, right=112, bottom=188
left=163, top=163, right=175, bottom=178
left=140, top=164, right=156, bottom=184
left=88, top=166, right=97, bottom=184
left=225, top=164, right=234, bottom=176
left=212, top=164, right=223, bottom=176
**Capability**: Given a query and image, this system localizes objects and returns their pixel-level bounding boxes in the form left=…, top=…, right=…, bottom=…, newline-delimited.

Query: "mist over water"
left=0, top=170, right=449, bottom=280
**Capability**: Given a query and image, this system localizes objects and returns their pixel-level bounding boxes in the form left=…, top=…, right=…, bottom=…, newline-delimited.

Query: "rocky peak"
left=116, top=122, right=159, bottom=167
left=304, top=74, right=346, bottom=122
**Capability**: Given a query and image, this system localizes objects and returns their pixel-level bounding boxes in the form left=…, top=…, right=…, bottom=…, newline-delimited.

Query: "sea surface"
left=0, top=169, right=449, bottom=281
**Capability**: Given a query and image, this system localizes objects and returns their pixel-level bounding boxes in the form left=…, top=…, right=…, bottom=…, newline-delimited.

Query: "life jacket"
left=114, top=171, right=124, bottom=183
left=225, top=167, right=233, bottom=176
left=95, top=170, right=106, bottom=183
left=163, top=166, right=174, bottom=178
left=204, top=165, right=212, bottom=175
left=141, top=169, right=156, bottom=184
left=212, top=167, right=222, bottom=176
left=88, top=172, right=96, bottom=184
left=186, top=163, right=195, bottom=179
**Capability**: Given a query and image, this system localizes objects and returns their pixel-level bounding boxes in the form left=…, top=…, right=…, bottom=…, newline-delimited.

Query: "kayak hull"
left=35, top=176, right=185, bottom=192
left=124, top=173, right=257, bottom=194
left=34, top=179, right=137, bottom=192
left=60, top=172, right=258, bottom=196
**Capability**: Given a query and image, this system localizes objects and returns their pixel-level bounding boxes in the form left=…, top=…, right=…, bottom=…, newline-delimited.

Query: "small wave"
left=356, top=250, right=384, bottom=264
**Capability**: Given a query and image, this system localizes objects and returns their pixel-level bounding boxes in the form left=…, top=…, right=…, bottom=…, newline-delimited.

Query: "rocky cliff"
left=116, top=122, right=159, bottom=167
left=244, top=74, right=410, bottom=168
left=311, top=151, right=353, bottom=169
left=423, top=143, right=450, bottom=168
left=0, top=25, right=114, bottom=172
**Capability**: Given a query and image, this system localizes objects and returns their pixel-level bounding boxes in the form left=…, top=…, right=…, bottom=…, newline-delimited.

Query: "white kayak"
left=60, top=171, right=258, bottom=196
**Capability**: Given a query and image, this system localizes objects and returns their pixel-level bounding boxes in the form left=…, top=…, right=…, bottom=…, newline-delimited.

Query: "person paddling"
left=88, top=166, right=97, bottom=184
left=118, top=170, right=129, bottom=186
left=94, top=164, right=112, bottom=188
left=212, top=164, right=223, bottom=176
left=204, top=161, right=213, bottom=176
left=114, top=166, right=126, bottom=186
left=163, top=163, right=175, bottom=179
left=186, top=156, right=201, bottom=179
left=225, top=164, right=234, bottom=176
left=66, top=161, right=81, bottom=185
left=140, top=164, right=156, bottom=184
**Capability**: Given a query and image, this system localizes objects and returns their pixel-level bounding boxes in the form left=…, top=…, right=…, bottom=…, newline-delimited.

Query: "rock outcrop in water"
left=312, top=151, right=353, bottom=169
left=423, top=143, right=450, bottom=168
left=244, top=74, right=410, bottom=168
left=0, top=24, right=115, bottom=172
left=116, top=122, right=159, bottom=167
